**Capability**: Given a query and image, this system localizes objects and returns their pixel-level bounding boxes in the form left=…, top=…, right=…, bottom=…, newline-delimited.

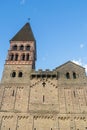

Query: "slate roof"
left=55, top=61, right=85, bottom=70
left=10, top=23, right=35, bottom=41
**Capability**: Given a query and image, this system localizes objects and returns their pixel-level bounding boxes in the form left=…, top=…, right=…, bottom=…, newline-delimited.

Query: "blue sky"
left=0, top=0, right=87, bottom=80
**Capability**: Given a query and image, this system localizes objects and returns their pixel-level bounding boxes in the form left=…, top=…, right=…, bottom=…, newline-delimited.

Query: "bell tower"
left=1, top=23, right=36, bottom=83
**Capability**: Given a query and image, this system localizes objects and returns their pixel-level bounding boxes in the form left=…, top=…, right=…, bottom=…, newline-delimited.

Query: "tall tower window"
left=66, top=72, right=70, bottom=79
left=18, top=72, right=23, bottom=77
left=20, top=45, right=24, bottom=50
left=21, top=54, right=25, bottom=60
left=11, top=72, right=16, bottom=78
left=26, top=45, right=30, bottom=51
left=12, top=45, right=17, bottom=50
left=26, top=54, right=30, bottom=61
left=15, top=54, right=18, bottom=61
left=10, top=54, right=14, bottom=61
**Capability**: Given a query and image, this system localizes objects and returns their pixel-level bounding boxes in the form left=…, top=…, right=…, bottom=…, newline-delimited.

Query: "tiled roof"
left=11, top=23, right=35, bottom=41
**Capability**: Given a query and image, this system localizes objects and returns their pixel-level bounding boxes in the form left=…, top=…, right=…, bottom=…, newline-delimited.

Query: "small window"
left=12, top=45, right=17, bottom=50
left=26, top=54, right=29, bottom=61
left=18, top=72, right=23, bottom=77
left=21, top=54, right=25, bottom=60
left=15, top=54, right=18, bottom=61
left=42, top=82, right=46, bottom=87
left=66, top=72, right=70, bottom=79
left=10, top=54, right=14, bottom=61
left=20, top=45, right=24, bottom=50
left=26, top=45, right=30, bottom=51
left=11, top=72, right=16, bottom=78
left=73, top=72, right=76, bottom=79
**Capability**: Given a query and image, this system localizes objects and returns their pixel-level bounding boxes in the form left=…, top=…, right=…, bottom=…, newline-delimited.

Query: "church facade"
left=0, top=23, right=87, bottom=130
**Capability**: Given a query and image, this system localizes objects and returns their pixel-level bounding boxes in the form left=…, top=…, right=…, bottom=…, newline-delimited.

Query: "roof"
left=55, top=61, right=85, bottom=70
left=10, top=23, right=35, bottom=41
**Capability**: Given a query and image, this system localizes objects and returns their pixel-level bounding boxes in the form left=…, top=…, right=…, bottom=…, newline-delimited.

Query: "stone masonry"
left=0, top=23, right=87, bottom=130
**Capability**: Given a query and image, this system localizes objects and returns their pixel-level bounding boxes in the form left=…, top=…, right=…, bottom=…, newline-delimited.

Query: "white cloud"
left=80, top=44, right=84, bottom=49
left=72, top=59, right=82, bottom=66
left=72, top=59, right=87, bottom=74
left=20, top=0, right=26, bottom=5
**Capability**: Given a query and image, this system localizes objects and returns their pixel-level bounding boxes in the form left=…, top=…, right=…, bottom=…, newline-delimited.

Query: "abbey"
left=0, top=23, right=87, bottom=130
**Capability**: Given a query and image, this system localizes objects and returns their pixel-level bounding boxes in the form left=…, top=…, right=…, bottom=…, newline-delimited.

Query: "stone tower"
left=1, top=22, right=36, bottom=83
left=0, top=23, right=87, bottom=130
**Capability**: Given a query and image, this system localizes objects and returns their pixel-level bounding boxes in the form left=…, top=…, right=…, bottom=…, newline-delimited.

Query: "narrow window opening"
left=43, top=95, right=45, bottom=102
left=9, top=128, right=10, bottom=130
left=10, top=54, right=14, bottom=61
left=11, top=72, right=16, bottom=78
left=18, top=72, right=23, bottom=77
left=66, top=72, right=70, bottom=79
left=73, top=91, right=76, bottom=97
left=34, top=128, right=36, bottom=130
left=12, top=90, right=15, bottom=96
left=73, top=72, right=76, bottom=79
left=26, top=54, right=29, bottom=61
left=21, top=54, right=25, bottom=60
left=51, top=128, right=52, bottom=130
left=15, top=54, right=18, bottom=61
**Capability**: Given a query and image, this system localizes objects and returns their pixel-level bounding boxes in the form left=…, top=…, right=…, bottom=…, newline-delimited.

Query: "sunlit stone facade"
left=0, top=23, right=87, bottom=130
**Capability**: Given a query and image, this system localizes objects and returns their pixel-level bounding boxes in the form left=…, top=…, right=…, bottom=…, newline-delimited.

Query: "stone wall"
left=1, top=65, right=32, bottom=83
left=0, top=113, right=87, bottom=130
left=0, top=80, right=87, bottom=114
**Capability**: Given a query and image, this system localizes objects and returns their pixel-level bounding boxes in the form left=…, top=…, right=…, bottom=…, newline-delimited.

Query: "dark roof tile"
left=11, top=23, right=35, bottom=41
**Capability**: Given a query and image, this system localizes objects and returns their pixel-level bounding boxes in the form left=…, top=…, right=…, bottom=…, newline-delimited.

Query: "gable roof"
left=55, top=61, right=85, bottom=70
left=10, top=23, right=35, bottom=41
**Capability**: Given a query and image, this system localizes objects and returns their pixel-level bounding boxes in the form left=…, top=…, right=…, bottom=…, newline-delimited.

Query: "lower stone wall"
left=0, top=112, right=87, bottom=130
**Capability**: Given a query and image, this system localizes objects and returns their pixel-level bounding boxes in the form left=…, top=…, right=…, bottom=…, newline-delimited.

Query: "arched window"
left=10, top=54, right=14, bottom=61
left=21, top=54, right=25, bottom=60
left=26, top=45, right=30, bottom=51
left=73, top=72, right=76, bottom=79
left=18, top=72, right=23, bottom=77
left=11, top=72, right=16, bottom=78
left=20, top=45, right=24, bottom=50
left=66, top=72, right=70, bottom=79
left=12, top=45, right=17, bottom=50
left=15, top=54, right=18, bottom=61
left=26, top=54, right=29, bottom=61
